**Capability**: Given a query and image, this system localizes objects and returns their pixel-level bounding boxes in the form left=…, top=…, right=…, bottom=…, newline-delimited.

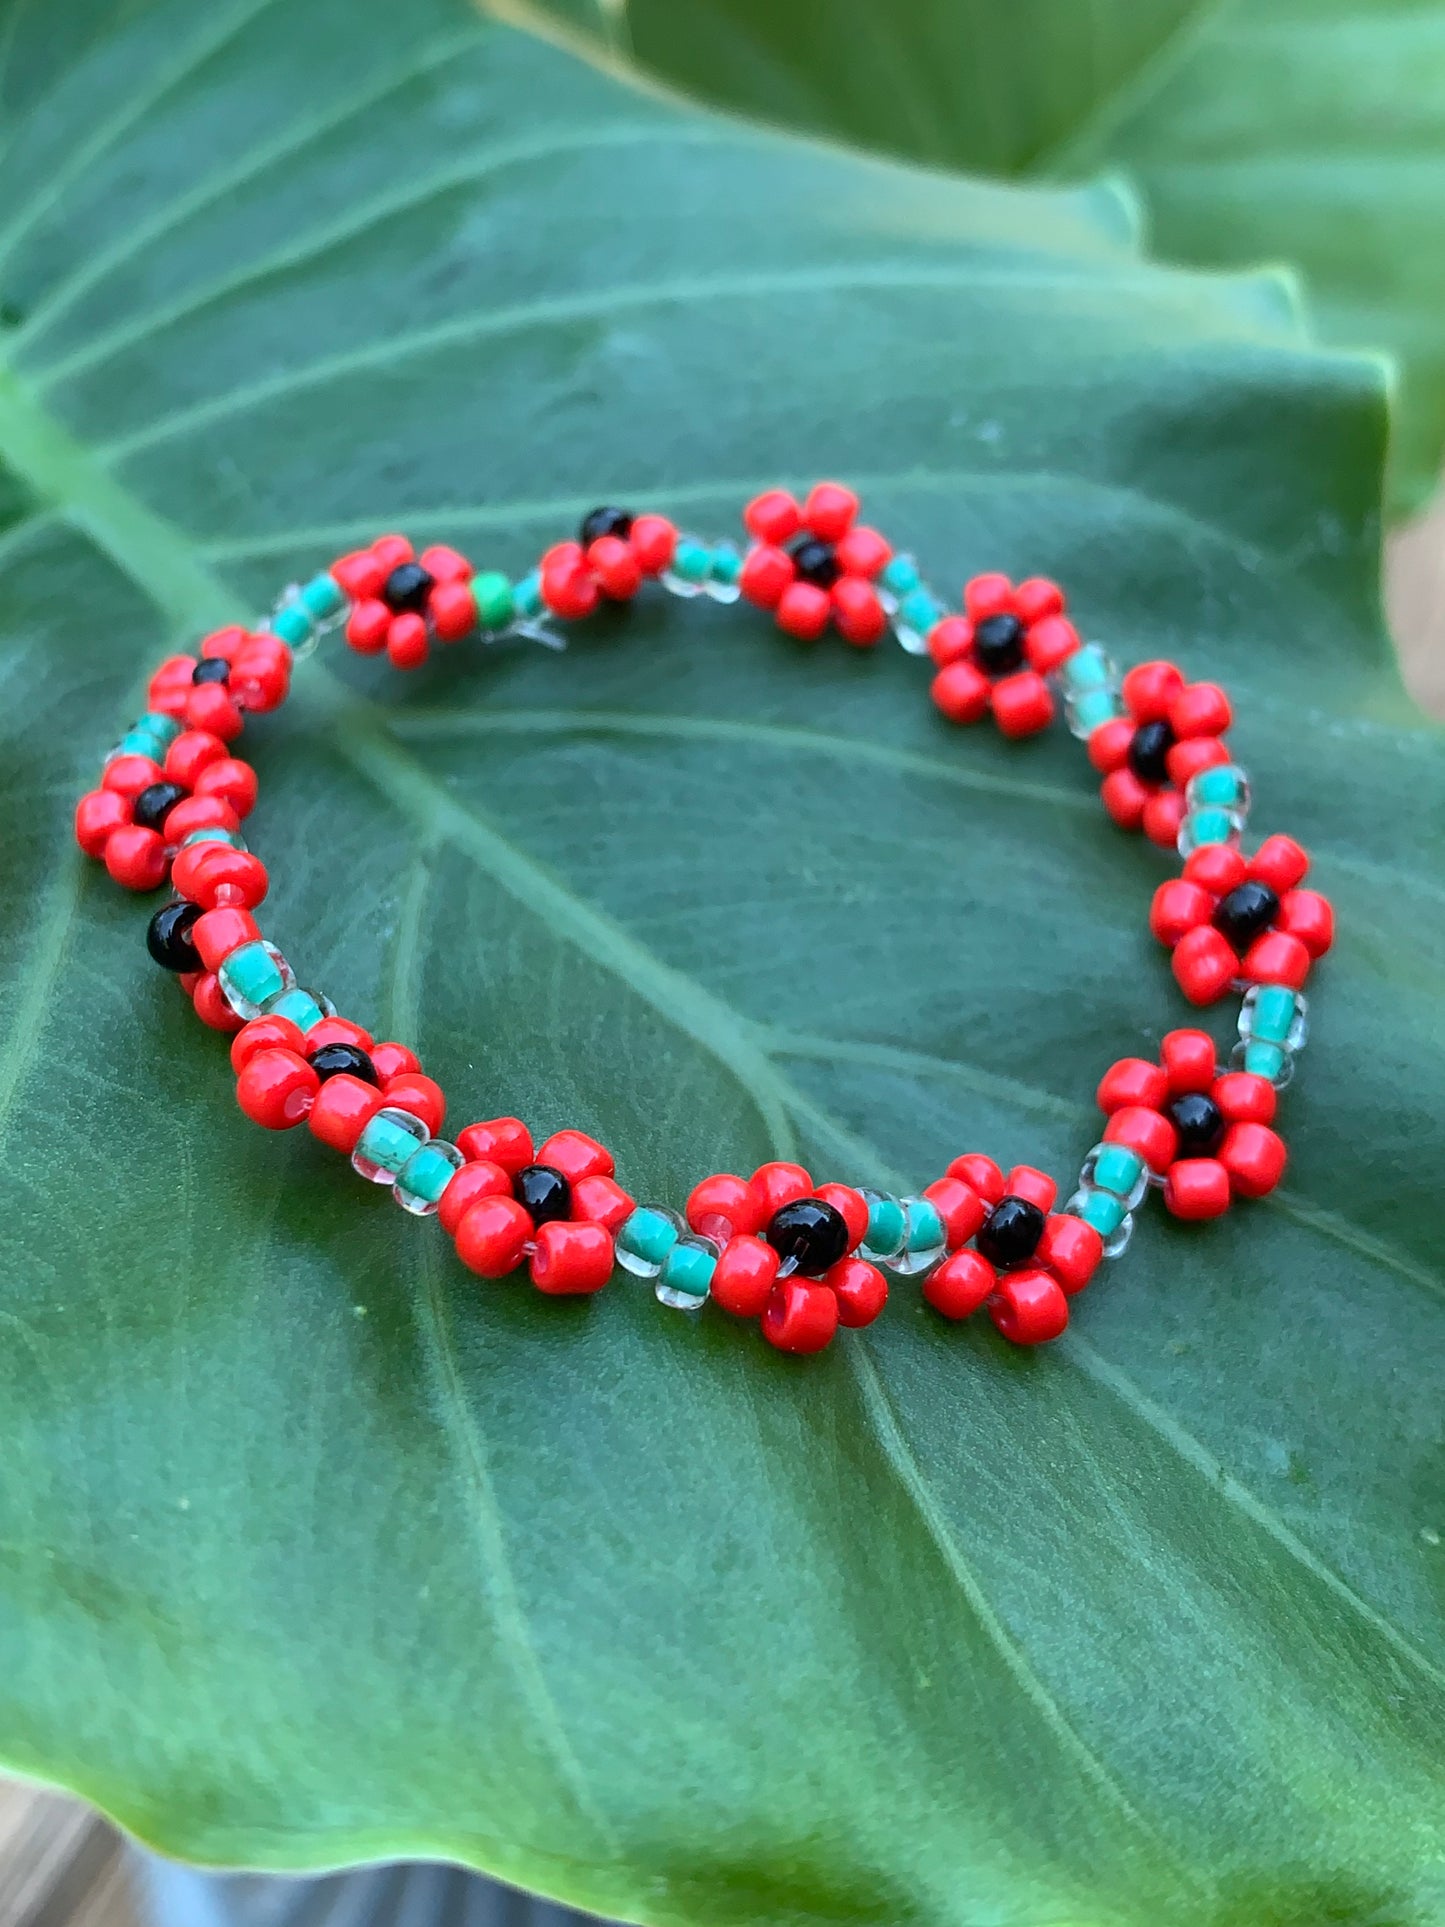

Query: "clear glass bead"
left=177, top=824, right=247, bottom=854
left=1231, top=983, right=1308, bottom=1087
left=858, top=1188, right=907, bottom=1262
left=1080, top=1140, right=1150, bottom=1211
left=1065, top=1186, right=1135, bottom=1259
left=1176, top=805, right=1245, bottom=857
left=352, top=1107, right=430, bottom=1185
left=655, top=1233, right=719, bottom=1309
left=1185, top=762, right=1251, bottom=818
left=662, top=535, right=714, bottom=599
left=394, top=1138, right=465, bottom=1216
left=218, top=940, right=294, bottom=1020
left=704, top=543, right=743, bottom=603
left=1057, top=644, right=1125, bottom=739
left=260, top=985, right=335, bottom=1033
left=615, top=1205, right=684, bottom=1279
left=887, top=1196, right=947, bottom=1276
left=892, top=586, right=944, bottom=656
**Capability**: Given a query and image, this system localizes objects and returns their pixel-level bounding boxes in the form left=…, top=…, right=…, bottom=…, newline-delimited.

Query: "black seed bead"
left=973, top=612, right=1026, bottom=677
left=133, top=780, right=187, bottom=832
left=765, top=1198, right=850, bottom=1276
left=1212, top=880, right=1280, bottom=955
left=514, top=1164, right=571, bottom=1225
left=382, top=561, right=434, bottom=613
left=146, top=899, right=201, bottom=971
left=786, top=535, right=840, bottom=588
left=1167, top=1091, right=1225, bottom=1158
left=310, top=1043, right=377, bottom=1085
left=975, top=1195, right=1045, bottom=1269
left=1128, top=719, right=1175, bottom=785
left=191, top=656, right=231, bottom=685
left=579, top=505, right=633, bottom=545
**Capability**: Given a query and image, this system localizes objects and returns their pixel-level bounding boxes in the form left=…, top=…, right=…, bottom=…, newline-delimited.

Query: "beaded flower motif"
left=1150, top=834, right=1333, bottom=1005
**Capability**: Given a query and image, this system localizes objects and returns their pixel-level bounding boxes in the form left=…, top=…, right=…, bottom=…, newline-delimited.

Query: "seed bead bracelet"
left=74, top=483, right=1333, bottom=1353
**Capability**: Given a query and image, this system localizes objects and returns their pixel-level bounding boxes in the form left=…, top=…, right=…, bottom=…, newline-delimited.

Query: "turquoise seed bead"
left=879, top=555, right=920, bottom=596
left=218, top=941, right=286, bottom=1013
left=658, top=1239, right=716, bottom=1303
left=137, top=711, right=183, bottom=748
left=1077, top=1190, right=1128, bottom=1238
left=1091, top=1143, right=1145, bottom=1199
left=472, top=571, right=514, bottom=629
left=1060, top=644, right=1113, bottom=693
left=272, top=601, right=313, bottom=646
left=673, top=539, right=712, bottom=583
left=906, top=1198, right=945, bottom=1252
left=1074, top=687, right=1128, bottom=734
left=113, top=729, right=167, bottom=762
left=355, top=1109, right=426, bottom=1180
left=180, top=825, right=245, bottom=850
left=710, top=546, right=742, bottom=586
left=1185, top=806, right=1235, bottom=847
left=1244, top=1041, right=1288, bottom=1080
left=512, top=571, right=544, bottom=619
left=863, top=1193, right=907, bottom=1258
left=395, top=1140, right=464, bottom=1213
left=1250, top=984, right=1299, bottom=1044
left=301, top=571, right=344, bottom=619
left=262, top=987, right=327, bottom=1033
left=1190, top=765, right=1248, bottom=809
left=617, top=1207, right=680, bottom=1269
left=897, top=587, right=943, bottom=633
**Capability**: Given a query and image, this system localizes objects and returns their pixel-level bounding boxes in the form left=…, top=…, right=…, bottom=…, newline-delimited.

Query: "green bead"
left=672, top=539, right=712, bottom=583
left=658, top=1240, right=715, bottom=1303
left=396, top=1141, right=464, bottom=1209
left=301, top=571, right=344, bottom=619
left=1075, top=688, right=1128, bottom=734
left=1186, top=806, right=1235, bottom=847
left=512, top=571, right=544, bottom=619
left=180, top=825, right=245, bottom=850
left=1244, top=1041, right=1287, bottom=1080
left=1190, top=765, right=1247, bottom=808
left=863, top=1194, right=907, bottom=1256
left=879, top=555, right=920, bottom=596
left=906, top=1198, right=945, bottom=1252
left=472, top=571, right=515, bottom=629
left=218, top=941, right=285, bottom=1013
left=262, top=987, right=327, bottom=1033
left=272, top=601, right=313, bottom=646
left=618, top=1207, right=680, bottom=1268
left=136, top=710, right=183, bottom=748
left=1077, top=1190, right=1127, bottom=1238
left=356, top=1110, right=424, bottom=1179
left=1250, top=984, right=1299, bottom=1044
left=1091, top=1143, right=1145, bottom=1199
left=709, top=546, right=742, bottom=586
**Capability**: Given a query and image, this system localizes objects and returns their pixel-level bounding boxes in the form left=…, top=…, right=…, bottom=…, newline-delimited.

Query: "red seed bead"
left=1163, top=1158, right=1232, bottom=1220
left=191, top=971, right=243, bottom=1032
left=150, top=651, right=199, bottom=692
left=801, top=482, right=858, bottom=542
left=369, top=1041, right=421, bottom=1083
left=185, top=682, right=244, bottom=739
left=743, top=489, right=801, bottom=545
left=825, top=1256, right=888, bottom=1328
left=1184, top=843, right=1248, bottom=895
left=1170, top=681, right=1231, bottom=739
left=776, top=581, right=831, bottom=640
left=74, top=787, right=131, bottom=856
left=1014, top=577, right=1065, bottom=623
left=931, top=659, right=991, bottom=724
left=1023, top=615, right=1080, bottom=674
left=1219, top=1121, right=1287, bottom=1198
left=989, top=1269, right=1068, bottom=1345
left=1036, top=1214, right=1104, bottom=1295
left=1121, top=660, right=1184, bottom=722
left=1150, top=878, right=1215, bottom=947
left=1241, top=929, right=1312, bottom=990
left=761, top=1277, right=838, bottom=1354
left=456, top=1116, right=533, bottom=1173
left=437, top=1160, right=512, bottom=1237
left=587, top=534, right=643, bottom=601
left=381, top=1072, right=445, bottom=1135
left=1249, top=833, right=1309, bottom=895
left=104, top=823, right=167, bottom=890
left=454, top=1195, right=534, bottom=1279
left=963, top=573, right=1013, bottom=621
left=1097, top=1056, right=1169, bottom=1114
left=347, top=599, right=391, bottom=654
left=834, top=524, right=890, bottom=578
left=237, top=1047, right=319, bottom=1130
left=711, top=1236, right=780, bottom=1317
left=1088, top=717, right=1135, bottom=774
left=991, top=670, right=1054, bottom=738
left=922, top=1176, right=986, bottom=1249
left=103, top=752, right=164, bottom=799
left=199, top=625, right=248, bottom=663
left=163, top=729, right=226, bottom=788
left=230, top=644, right=291, bottom=712
left=430, top=580, right=477, bottom=641
left=1172, top=925, right=1239, bottom=1004
left=172, top=845, right=268, bottom=910
left=193, top=757, right=258, bottom=818
left=1166, top=736, right=1230, bottom=789
left=334, top=549, right=388, bottom=598
left=738, top=543, right=795, bottom=609
left=571, top=1174, right=635, bottom=1232
left=191, top=906, right=260, bottom=971
left=1005, top=1164, right=1057, bottom=1212
left=686, top=1172, right=762, bottom=1242
left=530, top=1219, right=614, bottom=1295
left=831, top=577, right=888, bottom=646
left=1161, top=1029, right=1217, bottom=1094
left=1276, top=888, right=1333, bottom=958
left=923, top=1248, right=996, bottom=1320
left=231, top=1015, right=306, bottom=1074
left=540, top=542, right=600, bottom=619
left=947, top=1153, right=1005, bottom=1204
left=308, top=1074, right=385, bottom=1154
left=750, top=1161, right=813, bottom=1218
left=387, top=612, right=429, bottom=670
left=811, top=1183, right=868, bottom=1250
left=419, top=544, right=471, bottom=583
left=629, top=514, right=677, bottom=574
left=164, top=795, right=241, bottom=844
left=1103, top=1105, right=1178, bottom=1173
left=927, top=615, right=972, bottom=667
left=1214, top=1071, right=1276, bottom=1125
left=536, top=1129, right=613, bottom=1183
left=303, top=1016, right=374, bottom=1055
left=1142, top=789, right=1187, bottom=851
left=1100, top=767, right=1150, bottom=831
left=372, top=534, right=413, bottom=571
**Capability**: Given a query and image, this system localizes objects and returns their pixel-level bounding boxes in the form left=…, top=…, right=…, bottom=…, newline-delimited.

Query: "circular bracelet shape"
left=76, top=482, right=1333, bottom=1353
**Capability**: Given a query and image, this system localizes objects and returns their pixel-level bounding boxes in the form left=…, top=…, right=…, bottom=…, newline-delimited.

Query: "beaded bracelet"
left=74, top=483, right=1332, bottom=1353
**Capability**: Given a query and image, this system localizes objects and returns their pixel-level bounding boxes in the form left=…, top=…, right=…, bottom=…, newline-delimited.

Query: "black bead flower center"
left=765, top=1198, right=850, bottom=1276
left=975, top=1195, right=1045, bottom=1268
left=146, top=900, right=201, bottom=971
left=973, top=613, right=1025, bottom=677
left=1128, top=719, right=1175, bottom=786
left=191, top=657, right=231, bottom=685
left=382, top=562, right=434, bottom=613
left=310, top=1043, right=377, bottom=1085
left=514, top=1164, right=571, bottom=1225
left=1167, top=1091, right=1224, bottom=1157
left=579, top=505, right=633, bottom=545
left=1212, top=880, right=1279, bottom=955
left=786, top=534, right=839, bottom=588
left=133, top=781, right=187, bottom=832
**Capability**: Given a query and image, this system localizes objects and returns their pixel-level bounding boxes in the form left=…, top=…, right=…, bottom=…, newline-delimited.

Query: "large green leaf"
left=0, top=2, right=1442, bottom=1923
left=536, top=0, right=1445, bottom=513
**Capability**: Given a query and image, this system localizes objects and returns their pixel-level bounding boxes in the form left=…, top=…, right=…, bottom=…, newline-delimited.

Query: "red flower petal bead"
left=454, top=1195, right=534, bottom=1278
left=437, top=1160, right=514, bottom=1237
left=333, top=550, right=388, bottom=598
left=761, top=1277, right=838, bottom=1353
left=1097, top=1057, right=1169, bottom=1114
left=192, top=971, right=243, bottom=1032
left=347, top=600, right=391, bottom=654
left=813, top=1183, right=869, bottom=1250
left=430, top=581, right=477, bottom=641
left=1172, top=925, right=1239, bottom=1005
left=776, top=581, right=831, bottom=640
left=1103, top=1105, right=1178, bottom=1173
left=1121, top=660, right=1184, bottom=722
left=1241, top=930, right=1311, bottom=989
left=991, top=671, right=1054, bottom=738
left=303, top=1017, right=374, bottom=1056
left=191, top=906, right=259, bottom=972
left=419, top=545, right=471, bottom=583
left=1184, top=844, right=1247, bottom=894
left=104, top=823, right=167, bottom=890
left=75, top=788, right=131, bottom=856
left=540, top=542, right=599, bottom=620
left=824, top=1256, right=888, bottom=1328
left=164, top=795, right=241, bottom=845
left=834, top=525, right=890, bottom=577
left=587, top=535, right=643, bottom=601
left=711, top=1236, right=780, bottom=1317
left=1005, top=1165, right=1057, bottom=1212
left=456, top=1116, right=533, bottom=1173
left=1170, top=681, right=1231, bottom=739
left=687, top=1172, right=761, bottom=1241
left=922, top=1176, right=986, bottom=1249
left=802, top=482, right=858, bottom=541
left=103, top=753, right=164, bottom=800
left=237, top=1047, right=319, bottom=1130
left=572, top=1174, right=635, bottom=1232
left=744, top=490, right=801, bottom=545
left=931, top=660, right=991, bottom=724
left=629, top=514, right=677, bottom=574
left=1249, top=833, right=1309, bottom=895
left=1142, top=790, right=1187, bottom=850
left=387, top=612, right=429, bottom=670
left=1015, top=578, right=1064, bottom=623
left=369, top=1041, right=421, bottom=1083
left=1166, top=737, right=1229, bottom=788
left=923, top=1249, right=995, bottom=1320
left=964, top=573, right=1013, bottom=621
left=185, top=683, right=244, bottom=739
left=1219, top=1122, right=1287, bottom=1198
left=1162, top=1029, right=1217, bottom=1093
left=947, top=1154, right=1005, bottom=1204
left=831, top=577, right=887, bottom=646
left=231, top=1015, right=306, bottom=1074
left=1101, top=767, right=1150, bottom=831
left=164, top=729, right=228, bottom=788
left=1163, top=1159, right=1232, bottom=1220
left=927, top=616, right=972, bottom=667
left=381, top=1072, right=445, bottom=1135
left=1151, top=878, right=1215, bottom=947
left=308, top=1073, right=386, bottom=1153
left=536, top=1130, right=613, bottom=1183
left=1276, top=889, right=1333, bottom=958
left=1023, top=615, right=1079, bottom=674
left=750, top=1161, right=813, bottom=1218
left=530, top=1220, right=614, bottom=1295
left=989, top=1269, right=1069, bottom=1345
left=739, top=543, right=794, bottom=609
left=230, top=645, right=291, bottom=711
left=1036, top=1215, right=1103, bottom=1294
left=1213, top=1071, right=1276, bottom=1125
left=193, top=757, right=258, bottom=818
left=1088, top=717, right=1135, bottom=774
